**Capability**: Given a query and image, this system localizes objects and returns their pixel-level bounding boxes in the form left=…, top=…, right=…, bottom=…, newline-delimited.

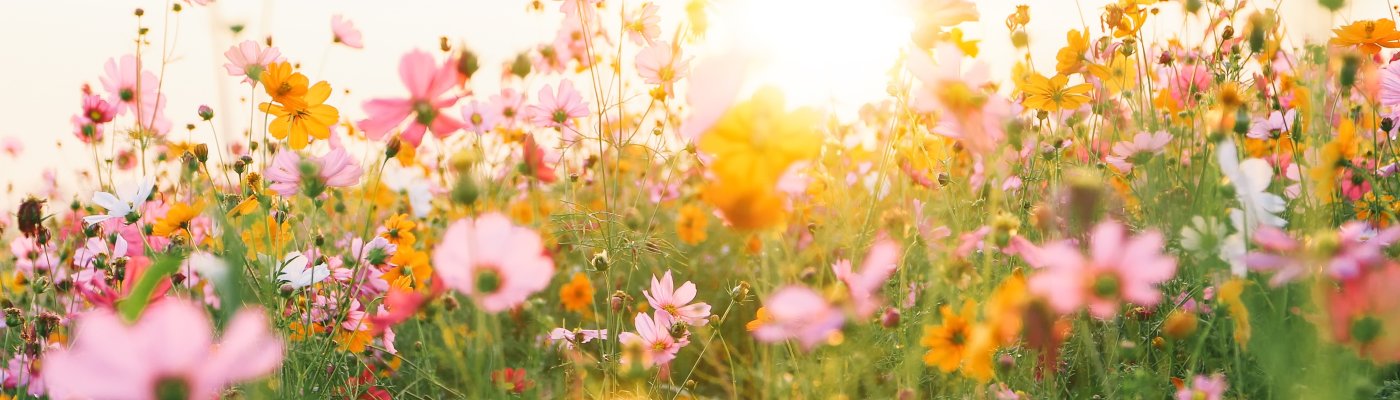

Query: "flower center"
left=119, top=88, right=135, bottom=102
left=414, top=101, right=438, bottom=126
left=153, top=376, right=191, bottom=400
left=476, top=268, right=502, bottom=294
left=1092, top=274, right=1120, bottom=298
left=552, top=109, right=569, bottom=124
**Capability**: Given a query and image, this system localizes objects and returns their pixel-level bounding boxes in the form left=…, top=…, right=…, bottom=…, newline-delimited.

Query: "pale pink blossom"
left=1175, top=374, right=1227, bottom=400
left=624, top=2, right=662, bottom=46
left=526, top=80, right=589, bottom=132
left=548, top=328, right=608, bottom=350
left=0, top=136, right=20, bottom=157
left=331, top=15, right=364, bottom=49
left=635, top=42, right=691, bottom=95
left=432, top=213, right=555, bottom=312
left=752, top=286, right=845, bottom=350
left=222, top=40, right=283, bottom=84
left=44, top=300, right=283, bottom=400
left=619, top=311, right=687, bottom=367
left=489, top=88, right=526, bottom=129
left=359, top=50, right=464, bottom=146
left=1105, top=131, right=1172, bottom=173
left=460, top=99, right=500, bottom=134
left=265, top=148, right=364, bottom=197
left=1247, top=109, right=1297, bottom=140
left=643, top=271, right=712, bottom=326
left=831, top=237, right=900, bottom=319
left=1027, top=220, right=1177, bottom=319
left=1383, top=61, right=1400, bottom=107
left=100, top=55, right=171, bottom=135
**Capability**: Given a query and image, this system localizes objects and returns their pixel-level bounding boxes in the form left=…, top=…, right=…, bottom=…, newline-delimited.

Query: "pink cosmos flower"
left=1168, top=64, right=1211, bottom=107
left=906, top=44, right=1006, bottom=154
left=635, top=42, right=691, bottom=95
left=44, top=300, right=283, bottom=400
left=752, top=286, right=846, bottom=350
left=1247, top=109, right=1297, bottom=140
left=222, top=40, right=283, bottom=85
left=643, top=271, right=712, bottom=326
left=831, top=237, right=900, bottom=319
left=432, top=213, right=555, bottom=313
left=526, top=80, right=589, bottom=133
left=1175, top=374, right=1227, bottom=400
left=265, top=148, right=364, bottom=197
left=624, top=2, right=661, bottom=46
left=0, top=136, right=20, bottom=157
left=1383, top=61, right=1400, bottom=107
left=547, top=328, right=608, bottom=350
left=1325, top=261, right=1400, bottom=362
left=460, top=99, right=500, bottom=134
left=1027, top=220, right=1177, bottom=319
left=1105, top=131, right=1172, bottom=173
left=619, top=311, right=687, bottom=367
left=331, top=15, right=364, bottom=49
left=9, top=237, right=57, bottom=276
left=359, top=50, right=464, bottom=146
left=100, top=55, right=171, bottom=135
left=489, top=88, right=526, bottom=129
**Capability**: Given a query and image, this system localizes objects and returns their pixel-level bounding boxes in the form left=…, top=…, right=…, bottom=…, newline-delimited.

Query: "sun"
left=711, top=0, right=914, bottom=117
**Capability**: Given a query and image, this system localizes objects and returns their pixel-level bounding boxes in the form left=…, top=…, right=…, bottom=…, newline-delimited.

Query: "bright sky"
left=0, top=0, right=1384, bottom=208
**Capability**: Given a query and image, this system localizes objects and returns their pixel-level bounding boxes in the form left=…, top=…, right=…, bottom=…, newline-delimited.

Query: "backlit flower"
left=331, top=15, right=364, bottom=49
left=432, top=213, right=555, bottom=312
left=1330, top=19, right=1400, bottom=55
left=223, top=40, right=283, bottom=84
left=359, top=50, right=464, bottom=146
left=643, top=271, right=712, bottom=326
left=1027, top=220, right=1177, bottom=319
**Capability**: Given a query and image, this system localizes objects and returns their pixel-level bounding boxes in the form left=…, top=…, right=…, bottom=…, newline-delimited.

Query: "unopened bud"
left=197, top=105, right=214, bottom=121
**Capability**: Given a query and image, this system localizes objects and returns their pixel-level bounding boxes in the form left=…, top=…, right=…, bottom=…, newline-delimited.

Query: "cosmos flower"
left=260, top=81, right=340, bottom=150
left=547, top=327, right=607, bottom=350
left=1330, top=19, right=1400, bottom=55
left=619, top=311, right=687, bottom=367
left=623, top=2, right=661, bottom=45
left=1247, top=109, right=1297, bottom=140
left=643, top=271, right=712, bottom=326
left=223, top=40, right=283, bottom=84
left=635, top=42, right=691, bottom=95
left=1218, top=139, right=1286, bottom=233
left=460, top=99, right=500, bottom=134
left=331, top=15, right=364, bottom=49
left=359, top=50, right=464, bottom=146
left=831, top=236, right=900, bottom=319
left=1175, top=374, right=1227, bottom=400
left=82, top=177, right=155, bottom=226
left=44, top=300, right=283, bottom=400
left=432, top=213, right=555, bottom=312
left=1105, top=131, right=1172, bottom=173
left=526, top=80, right=589, bottom=133
left=751, top=286, right=845, bottom=350
left=265, top=148, right=364, bottom=197
left=100, top=55, right=171, bottom=134
left=1028, top=220, right=1177, bottom=319
left=277, top=251, right=331, bottom=289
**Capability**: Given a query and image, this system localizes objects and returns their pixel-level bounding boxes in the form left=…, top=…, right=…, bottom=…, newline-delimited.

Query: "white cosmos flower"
left=82, top=177, right=155, bottom=226
left=276, top=251, right=330, bottom=289
left=1217, top=140, right=1286, bottom=233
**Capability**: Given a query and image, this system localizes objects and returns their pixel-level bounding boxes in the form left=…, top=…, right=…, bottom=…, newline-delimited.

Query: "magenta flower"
left=359, top=50, right=464, bottom=146
left=460, top=99, right=500, bottom=134
left=619, top=311, right=687, bottom=367
left=831, top=237, right=900, bottom=319
left=222, top=40, right=283, bottom=85
left=265, top=148, right=364, bottom=197
left=643, top=271, right=712, bottom=326
left=1028, top=220, right=1177, bottom=319
left=44, top=300, right=283, bottom=400
left=1175, top=373, right=1227, bottom=400
left=331, top=15, right=364, bottom=49
left=752, top=286, right=845, bottom=350
left=432, top=213, right=555, bottom=313
left=526, top=80, right=588, bottom=132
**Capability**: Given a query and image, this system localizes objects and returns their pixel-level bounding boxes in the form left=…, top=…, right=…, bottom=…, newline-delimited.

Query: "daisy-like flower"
left=1330, top=19, right=1400, bottom=55
left=526, top=80, right=589, bottom=133
left=490, top=88, right=527, bottom=129
left=359, top=50, right=464, bottom=146
left=260, top=61, right=309, bottom=109
left=1246, top=109, right=1297, bottom=140
left=260, top=80, right=340, bottom=150
left=1027, top=220, right=1178, bottom=319
left=277, top=251, right=331, bottom=289
left=152, top=202, right=205, bottom=239
left=331, top=15, right=363, bottom=49
left=265, top=148, right=364, bottom=198
left=1105, top=131, right=1172, bottom=173
left=1180, top=215, right=1228, bottom=259
left=223, top=40, right=283, bottom=85
left=832, top=237, right=900, bottom=319
left=905, top=44, right=1009, bottom=155
left=635, top=42, right=691, bottom=95
left=623, top=2, right=661, bottom=45
left=920, top=300, right=996, bottom=381
left=100, top=55, right=171, bottom=134
left=460, top=99, right=500, bottom=134
left=643, top=271, right=712, bottom=326
left=432, top=213, right=555, bottom=313
left=1218, top=139, right=1287, bottom=233
left=83, top=177, right=155, bottom=226
left=751, top=286, right=845, bottom=350
left=43, top=300, right=283, bottom=400
left=1021, top=73, right=1093, bottom=112
left=619, top=311, right=687, bottom=367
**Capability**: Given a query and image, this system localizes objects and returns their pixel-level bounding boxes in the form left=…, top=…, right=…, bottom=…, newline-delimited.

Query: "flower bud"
left=881, top=307, right=901, bottom=328
left=193, top=144, right=209, bottom=164
left=197, top=105, right=214, bottom=121
left=3, top=308, right=22, bottom=328
left=385, top=137, right=402, bottom=159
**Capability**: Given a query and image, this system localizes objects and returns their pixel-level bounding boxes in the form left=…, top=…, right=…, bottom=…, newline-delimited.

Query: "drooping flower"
left=359, top=50, right=464, bottom=146
left=619, top=311, right=687, bottom=367
left=83, top=177, right=154, bottom=226
left=260, top=80, right=340, bottom=150
left=751, top=286, right=845, bottom=350
left=526, top=80, right=589, bottom=133
left=432, top=213, right=555, bottom=312
left=277, top=251, right=331, bottom=289
left=331, top=15, right=364, bottom=49
left=643, top=271, right=712, bottom=326
left=547, top=327, right=607, bottom=350
left=1027, top=220, right=1177, bottom=319
left=44, top=300, right=283, bottom=400
left=223, top=40, right=283, bottom=85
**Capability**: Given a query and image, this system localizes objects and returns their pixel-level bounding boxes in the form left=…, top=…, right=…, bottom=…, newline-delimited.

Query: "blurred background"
left=0, top=0, right=1388, bottom=208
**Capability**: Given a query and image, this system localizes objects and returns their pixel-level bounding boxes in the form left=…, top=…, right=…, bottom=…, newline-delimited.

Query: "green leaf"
left=116, top=254, right=184, bottom=322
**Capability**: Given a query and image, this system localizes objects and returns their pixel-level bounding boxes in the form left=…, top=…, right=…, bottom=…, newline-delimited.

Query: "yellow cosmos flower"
left=1088, top=53, right=1137, bottom=95
left=1054, top=29, right=1089, bottom=75
left=1022, top=73, right=1093, bottom=112
left=921, top=300, right=996, bottom=381
left=260, top=61, right=309, bottom=109
left=260, top=81, right=339, bottom=150
left=559, top=273, right=595, bottom=313
left=1330, top=19, right=1400, bottom=55
left=381, top=214, right=418, bottom=247
left=699, top=87, right=822, bottom=187
left=152, top=202, right=204, bottom=238
left=675, top=204, right=709, bottom=245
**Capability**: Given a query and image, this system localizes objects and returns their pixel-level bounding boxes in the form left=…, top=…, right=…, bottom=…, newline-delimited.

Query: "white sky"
left=0, top=0, right=1382, bottom=208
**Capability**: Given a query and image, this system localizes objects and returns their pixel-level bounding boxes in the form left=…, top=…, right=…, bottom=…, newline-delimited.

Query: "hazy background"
left=0, top=0, right=1386, bottom=209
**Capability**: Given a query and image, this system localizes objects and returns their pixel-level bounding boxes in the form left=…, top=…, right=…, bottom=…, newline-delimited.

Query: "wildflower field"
left=7, top=0, right=1400, bottom=398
